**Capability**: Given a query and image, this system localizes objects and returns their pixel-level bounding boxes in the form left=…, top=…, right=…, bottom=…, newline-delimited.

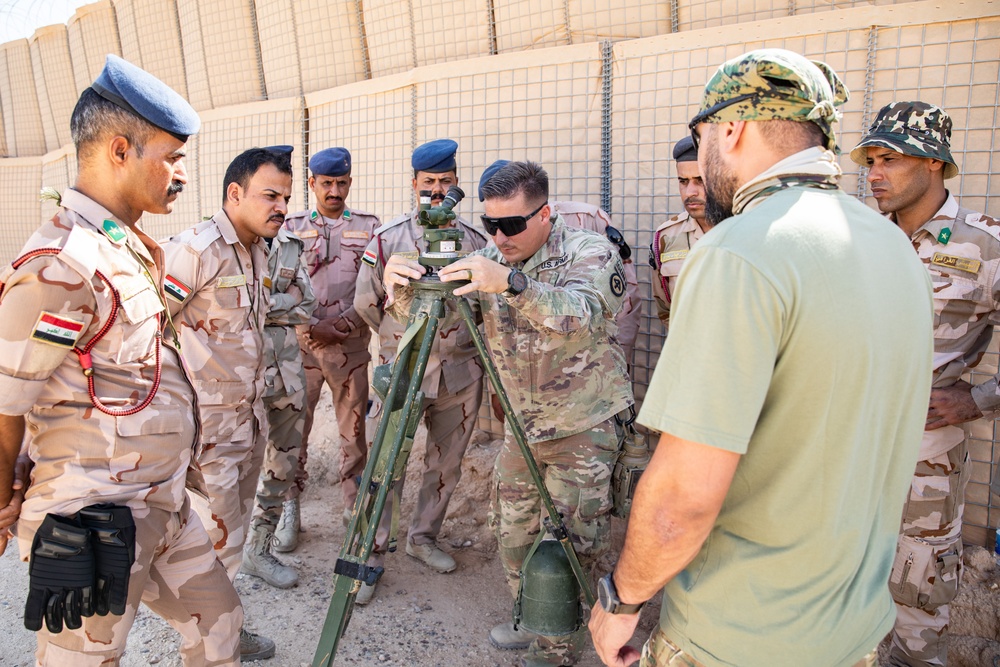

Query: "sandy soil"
left=0, top=387, right=997, bottom=666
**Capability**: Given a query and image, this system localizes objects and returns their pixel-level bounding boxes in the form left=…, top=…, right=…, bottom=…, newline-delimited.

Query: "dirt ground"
left=1, top=387, right=998, bottom=666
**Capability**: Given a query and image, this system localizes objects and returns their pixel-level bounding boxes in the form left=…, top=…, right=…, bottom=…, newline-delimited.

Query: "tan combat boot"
left=273, top=497, right=300, bottom=552
left=241, top=525, right=299, bottom=589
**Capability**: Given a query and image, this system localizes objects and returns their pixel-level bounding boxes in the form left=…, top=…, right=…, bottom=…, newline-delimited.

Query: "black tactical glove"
left=24, top=513, right=95, bottom=633
left=79, top=504, right=136, bottom=617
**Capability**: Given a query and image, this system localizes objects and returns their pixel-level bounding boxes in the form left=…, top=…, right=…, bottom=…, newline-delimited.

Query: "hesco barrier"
left=0, top=0, right=997, bottom=544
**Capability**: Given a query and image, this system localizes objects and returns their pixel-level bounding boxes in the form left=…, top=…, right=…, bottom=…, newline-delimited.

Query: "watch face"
left=509, top=270, right=528, bottom=294
left=597, top=575, right=613, bottom=611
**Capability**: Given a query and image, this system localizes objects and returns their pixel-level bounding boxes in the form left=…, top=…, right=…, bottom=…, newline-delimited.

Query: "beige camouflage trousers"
left=189, top=418, right=267, bottom=580
left=372, top=378, right=484, bottom=551
left=639, top=628, right=877, bottom=667
left=888, top=439, right=970, bottom=667
left=292, top=344, right=370, bottom=509
left=489, top=418, right=618, bottom=665
left=23, top=499, right=242, bottom=666
left=254, top=384, right=307, bottom=530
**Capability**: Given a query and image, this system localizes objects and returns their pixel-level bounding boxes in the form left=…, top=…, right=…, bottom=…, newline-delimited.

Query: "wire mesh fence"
left=0, top=0, right=997, bottom=543
left=67, top=0, right=122, bottom=97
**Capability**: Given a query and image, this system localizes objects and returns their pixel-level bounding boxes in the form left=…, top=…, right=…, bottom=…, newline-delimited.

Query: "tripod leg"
left=312, top=294, right=445, bottom=667
left=455, top=297, right=595, bottom=606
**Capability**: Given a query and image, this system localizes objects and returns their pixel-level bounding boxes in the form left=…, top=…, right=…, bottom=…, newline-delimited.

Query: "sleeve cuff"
left=0, top=375, right=47, bottom=415
left=971, top=379, right=1000, bottom=414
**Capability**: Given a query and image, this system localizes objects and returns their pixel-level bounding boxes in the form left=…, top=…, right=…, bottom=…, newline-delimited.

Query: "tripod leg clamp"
left=334, top=559, right=384, bottom=586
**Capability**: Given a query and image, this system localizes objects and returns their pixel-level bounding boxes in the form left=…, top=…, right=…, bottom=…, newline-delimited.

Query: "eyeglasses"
left=481, top=202, right=547, bottom=237
left=688, top=92, right=757, bottom=150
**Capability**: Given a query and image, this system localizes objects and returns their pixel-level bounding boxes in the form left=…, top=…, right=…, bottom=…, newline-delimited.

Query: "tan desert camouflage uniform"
left=467, top=216, right=633, bottom=665
left=887, top=193, right=999, bottom=666
left=650, top=211, right=706, bottom=328
left=284, top=206, right=379, bottom=508
left=254, top=227, right=316, bottom=530
left=850, top=101, right=986, bottom=667
left=164, top=209, right=269, bottom=580
left=355, top=209, right=487, bottom=550
left=0, top=189, right=240, bottom=665
left=551, top=201, right=640, bottom=364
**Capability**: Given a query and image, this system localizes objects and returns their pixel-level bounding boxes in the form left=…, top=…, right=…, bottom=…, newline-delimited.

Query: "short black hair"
left=479, top=161, right=548, bottom=206
left=70, top=87, right=159, bottom=162
left=757, top=119, right=826, bottom=152
left=222, top=147, right=293, bottom=205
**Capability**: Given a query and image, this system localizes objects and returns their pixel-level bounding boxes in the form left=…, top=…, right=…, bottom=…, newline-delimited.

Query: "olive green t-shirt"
left=638, top=186, right=933, bottom=667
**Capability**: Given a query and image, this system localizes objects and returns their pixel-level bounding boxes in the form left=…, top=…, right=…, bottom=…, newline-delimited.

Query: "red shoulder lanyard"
left=1, top=248, right=162, bottom=416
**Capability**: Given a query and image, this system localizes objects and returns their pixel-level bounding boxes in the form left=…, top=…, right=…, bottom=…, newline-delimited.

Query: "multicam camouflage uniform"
left=649, top=211, right=705, bottom=328
left=254, top=227, right=316, bottom=530
left=550, top=201, right=640, bottom=364
left=852, top=102, right=992, bottom=667
left=425, top=215, right=632, bottom=665
left=283, top=206, right=379, bottom=509
left=0, top=190, right=241, bottom=665
left=355, top=209, right=488, bottom=551
left=164, top=210, right=269, bottom=580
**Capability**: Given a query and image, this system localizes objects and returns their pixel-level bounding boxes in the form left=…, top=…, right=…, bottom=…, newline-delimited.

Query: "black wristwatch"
left=504, top=268, right=528, bottom=297
left=597, top=573, right=645, bottom=615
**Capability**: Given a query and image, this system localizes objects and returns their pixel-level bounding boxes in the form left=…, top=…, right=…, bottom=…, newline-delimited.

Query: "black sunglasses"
left=481, top=202, right=547, bottom=237
left=688, top=92, right=757, bottom=150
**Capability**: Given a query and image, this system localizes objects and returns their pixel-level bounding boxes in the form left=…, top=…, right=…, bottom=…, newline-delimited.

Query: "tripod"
left=311, top=270, right=596, bottom=666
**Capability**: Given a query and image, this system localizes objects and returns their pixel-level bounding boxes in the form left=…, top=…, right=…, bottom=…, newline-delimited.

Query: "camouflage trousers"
left=372, top=378, right=483, bottom=551
left=887, top=438, right=970, bottom=667
left=22, top=499, right=242, bottom=666
left=639, top=628, right=877, bottom=667
left=189, top=417, right=267, bottom=581
left=253, top=385, right=307, bottom=531
left=489, top=418, right=618, bottom=665
left=292, top=343, right=371, bottom=509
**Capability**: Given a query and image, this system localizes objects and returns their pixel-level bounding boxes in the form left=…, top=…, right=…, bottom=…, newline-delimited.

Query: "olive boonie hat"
left=850, top=101, right=958, bottom=179
left=690, top=48, right=849, bottom=151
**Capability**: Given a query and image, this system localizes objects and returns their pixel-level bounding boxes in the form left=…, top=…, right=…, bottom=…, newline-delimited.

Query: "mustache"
left=167, top=182, right=184, bottom=196
left=268, top=214, right=285, bottom=224
left=684, top=198, right=705, bottom=207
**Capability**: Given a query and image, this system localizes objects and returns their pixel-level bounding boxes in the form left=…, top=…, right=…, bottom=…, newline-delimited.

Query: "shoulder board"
left=963, top=210, right=1000, bottom=244
left=284, top=210, right=310, bottom=223
left=373, top=214, right=411, bottom=237
left=56, top=224, right=101, bottom=279
left=656, top=214, right=686, bottom=232
left=188, top=221, right=224, bottom=252
left=347, top=207, right=378, bottom=220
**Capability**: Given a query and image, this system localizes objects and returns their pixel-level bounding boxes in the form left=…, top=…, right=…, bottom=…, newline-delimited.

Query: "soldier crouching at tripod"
left=384, top=160, right=633, bottom=666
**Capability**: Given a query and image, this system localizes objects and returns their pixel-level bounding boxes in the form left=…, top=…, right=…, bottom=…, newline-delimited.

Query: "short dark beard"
left=701, top=130, right=737, bottom=227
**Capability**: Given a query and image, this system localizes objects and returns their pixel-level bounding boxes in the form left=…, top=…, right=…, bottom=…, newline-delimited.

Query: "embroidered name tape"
left=32, top=312, right=84, bottom=348
left=660, top=250, right=689, bottom=263
left=217, top=275, right=247, bottom=288
left=299, top=229, right=320, bottom=239
left=931, top=252, right=981, bottom=274
left=279, top=268, right=295, bottom=279
left=343, top=230, right=369, bottom=240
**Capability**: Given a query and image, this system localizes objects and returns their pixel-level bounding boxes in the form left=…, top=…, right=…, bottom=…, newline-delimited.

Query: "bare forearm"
left=0, top=414, right=26, bottom=508
left=612, top=431, right=740, bottom=605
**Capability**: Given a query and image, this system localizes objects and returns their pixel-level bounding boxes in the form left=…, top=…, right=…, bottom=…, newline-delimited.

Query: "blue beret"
left=412, top=139, right=458, bottom=173
left=673, top=136, right=698, bottom=162
left=265, top=145, right=294, bottom=156
left=91, top=55, right=200, bottom=140
left=478, top=159, right=510, bottom=201
left=309, top=147, right=351, bottom=177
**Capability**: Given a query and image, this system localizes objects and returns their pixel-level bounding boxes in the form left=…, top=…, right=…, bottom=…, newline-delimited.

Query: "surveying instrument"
left=312, top=186, right=642, bottom=665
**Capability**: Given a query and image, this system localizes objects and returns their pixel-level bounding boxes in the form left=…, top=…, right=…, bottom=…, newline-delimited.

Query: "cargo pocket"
left=888, top=535, right=961, bottom=611
left=194, top=379, right=253, bottom=443
left=114, top=406, right=189, bottom=483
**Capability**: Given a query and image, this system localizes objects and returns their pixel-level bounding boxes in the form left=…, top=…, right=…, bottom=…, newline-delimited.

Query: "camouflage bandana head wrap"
left=690, top=48, right=849, bottom=151
left=850, top=101, right=959, bottom=179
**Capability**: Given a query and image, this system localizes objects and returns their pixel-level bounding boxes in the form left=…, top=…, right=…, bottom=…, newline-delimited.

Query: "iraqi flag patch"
left=32, top=312, right=84, bottom=348
left=164, top=275, right=192, bottom=302
left=362, top=248, right=378, bottom=267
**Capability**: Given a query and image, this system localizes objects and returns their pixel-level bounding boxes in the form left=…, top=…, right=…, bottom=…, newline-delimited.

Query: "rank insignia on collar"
left=102, top=219, right=126, bottom=242
left=344, top=210, right=352, bottom=220
left=311, top=210, right=319, bottom=220
left=937, top=228, right=952, bottom=244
